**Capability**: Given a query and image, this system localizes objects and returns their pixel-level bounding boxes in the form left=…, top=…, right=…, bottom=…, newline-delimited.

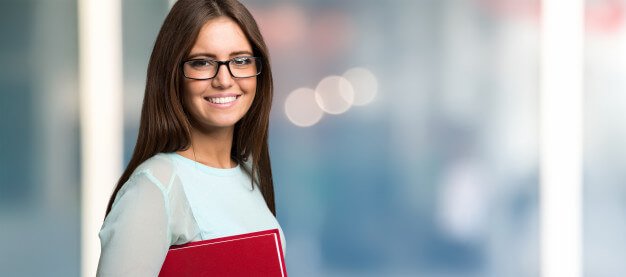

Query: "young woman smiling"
left=96, top=0, right=284, bottom=275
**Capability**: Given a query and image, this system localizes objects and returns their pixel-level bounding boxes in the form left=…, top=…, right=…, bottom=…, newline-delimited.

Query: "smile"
left=204, top=95, right=240, bottom=104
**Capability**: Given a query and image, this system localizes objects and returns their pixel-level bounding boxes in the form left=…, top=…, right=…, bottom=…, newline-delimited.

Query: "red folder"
left=159, top=229, right=287, bottom=277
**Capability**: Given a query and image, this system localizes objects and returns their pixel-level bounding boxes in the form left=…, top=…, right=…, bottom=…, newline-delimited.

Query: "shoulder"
left=108, top=152, right=182, bottom=212
left=128, top=152, right=180, bottom=192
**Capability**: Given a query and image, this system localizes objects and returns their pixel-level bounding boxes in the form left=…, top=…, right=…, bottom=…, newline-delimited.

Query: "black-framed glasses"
left=181, top=56, right=262, bottom=80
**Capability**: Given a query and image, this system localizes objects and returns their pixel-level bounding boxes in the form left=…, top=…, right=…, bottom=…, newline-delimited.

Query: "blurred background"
left=0, top=0, right=623, bottom=276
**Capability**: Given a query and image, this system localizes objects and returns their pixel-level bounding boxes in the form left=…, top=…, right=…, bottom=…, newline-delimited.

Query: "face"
left=182, top=16, right=257, bottom=131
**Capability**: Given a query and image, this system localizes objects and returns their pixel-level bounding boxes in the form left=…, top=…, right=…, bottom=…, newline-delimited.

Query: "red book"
left=159, top=229, right=287, bottom=277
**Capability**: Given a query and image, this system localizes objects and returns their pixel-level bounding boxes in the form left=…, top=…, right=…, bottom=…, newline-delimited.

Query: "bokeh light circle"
left=284, top=87, right=324, bottom=127
left=342, top=67, right=378, bottom=106
left=314, top=75, right=354, bottom=114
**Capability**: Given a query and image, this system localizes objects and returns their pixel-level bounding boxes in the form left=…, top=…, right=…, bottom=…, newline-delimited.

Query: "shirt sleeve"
left=96, top=172, right=171, bottom=277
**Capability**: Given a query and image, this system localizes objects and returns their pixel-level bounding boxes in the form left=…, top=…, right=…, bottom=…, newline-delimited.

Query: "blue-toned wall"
left=2, top=0, right=625, bottom=276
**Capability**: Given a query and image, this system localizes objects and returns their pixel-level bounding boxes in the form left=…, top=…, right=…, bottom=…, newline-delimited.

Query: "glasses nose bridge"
left=214, top=60, right=234, bottom=78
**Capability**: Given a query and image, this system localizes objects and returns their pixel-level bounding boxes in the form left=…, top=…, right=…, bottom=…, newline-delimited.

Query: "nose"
left=211, top=63, right=234, bottom=89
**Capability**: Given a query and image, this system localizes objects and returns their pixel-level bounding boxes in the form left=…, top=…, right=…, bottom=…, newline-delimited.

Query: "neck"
left=177, top=125, right=236, bottom=169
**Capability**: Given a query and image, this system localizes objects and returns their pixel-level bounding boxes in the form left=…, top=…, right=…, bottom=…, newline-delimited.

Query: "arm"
left=96, top=172, right=171, bottom=276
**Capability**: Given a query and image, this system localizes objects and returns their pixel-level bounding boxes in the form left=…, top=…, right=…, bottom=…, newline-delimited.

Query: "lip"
left=204, top=93, right=242, bottom=98
left=203, top=93, right=242, bottom=108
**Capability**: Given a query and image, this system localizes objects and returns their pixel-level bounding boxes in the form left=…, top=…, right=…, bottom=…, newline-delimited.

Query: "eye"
left=231, top=57, right=253, bottom=66
left=188, top=59, right=214, bottom=69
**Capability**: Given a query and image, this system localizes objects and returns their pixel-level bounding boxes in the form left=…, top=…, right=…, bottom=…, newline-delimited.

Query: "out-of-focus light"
left=285, top=88, right=324, bottom=127
left=342, top=67, right=377, bottom=106
left=540, top=0, right=583, bottom=276
left=79, top=0, right=123, bottom=276
left=252, top=3, right=307, bottom=50
left=437, top=161, right=487, bottom=241
left=315, top=75, right=354, bottom=114
left=310, top=10, right=355, bottom=59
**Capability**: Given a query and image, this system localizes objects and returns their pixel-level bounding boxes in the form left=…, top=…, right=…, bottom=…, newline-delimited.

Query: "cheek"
left=185, top=80, right=209, bottom=96
left=182, top=81, right=202, bottom=113
left=241, top=78, right=257, bottom=97
left=183, top=81, right=211, bottom=110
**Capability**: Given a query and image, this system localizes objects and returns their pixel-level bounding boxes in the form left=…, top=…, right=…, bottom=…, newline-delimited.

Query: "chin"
left=205, top=117, right=244, bottom=129
left=191, top=108, right=249, bottom=130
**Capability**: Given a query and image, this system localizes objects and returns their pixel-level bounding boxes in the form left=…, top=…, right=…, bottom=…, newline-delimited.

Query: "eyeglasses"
left=181, top=56, right=262, bottom=80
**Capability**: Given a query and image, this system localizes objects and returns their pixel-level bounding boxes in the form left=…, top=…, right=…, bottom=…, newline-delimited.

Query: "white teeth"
left=206, top=96, right=238, bottom=104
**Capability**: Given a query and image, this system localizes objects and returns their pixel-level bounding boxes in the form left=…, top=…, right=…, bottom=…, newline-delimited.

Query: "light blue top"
left=96, top=152, right=285, bottom=276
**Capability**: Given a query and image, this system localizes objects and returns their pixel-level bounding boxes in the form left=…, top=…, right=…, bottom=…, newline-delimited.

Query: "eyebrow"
left=187, top=50, right=254, bottom=59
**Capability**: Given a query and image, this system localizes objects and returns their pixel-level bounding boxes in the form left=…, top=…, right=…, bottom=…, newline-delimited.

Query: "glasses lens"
left=229, top=57, right=261, bottom=78
left=183, top=59, right=216, bottom=79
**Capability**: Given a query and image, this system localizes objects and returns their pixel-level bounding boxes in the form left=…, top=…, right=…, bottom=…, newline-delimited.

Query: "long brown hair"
left=105, top=0, right=275, bottom=216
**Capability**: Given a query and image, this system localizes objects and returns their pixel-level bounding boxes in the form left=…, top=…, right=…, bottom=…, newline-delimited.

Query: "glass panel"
left=244, top=0, right=540, bottom=276
left=584, top=0, right=626, bottom=275
left=121, top=1, right=540, bottom=276
left=0, top=0, right=80, bottom=276
left=122, top=0, right=170, bottom=164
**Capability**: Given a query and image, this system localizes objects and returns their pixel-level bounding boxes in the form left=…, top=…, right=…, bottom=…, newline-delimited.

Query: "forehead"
left=189, top=16, right=252, bottom=58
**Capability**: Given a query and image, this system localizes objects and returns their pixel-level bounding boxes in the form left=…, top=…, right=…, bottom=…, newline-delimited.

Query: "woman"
left=96, top=0, right=284, bottom=275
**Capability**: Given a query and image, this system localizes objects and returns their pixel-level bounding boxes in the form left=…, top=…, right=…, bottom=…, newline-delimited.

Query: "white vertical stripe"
left=540, top=0, right=584, bottom=277
left=78, top=0, right=123, bottom=276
